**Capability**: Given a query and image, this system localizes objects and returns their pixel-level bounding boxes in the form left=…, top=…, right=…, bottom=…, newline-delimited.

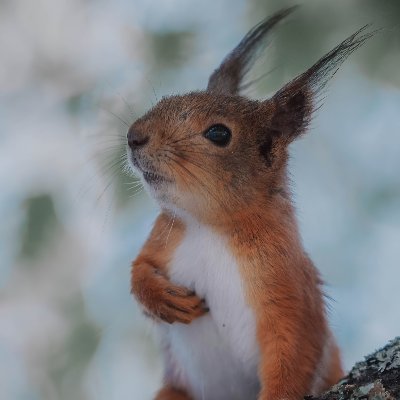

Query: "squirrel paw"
left=156, top=282, right=209, bottom=324
left=134, top=267, right=209, bottom=324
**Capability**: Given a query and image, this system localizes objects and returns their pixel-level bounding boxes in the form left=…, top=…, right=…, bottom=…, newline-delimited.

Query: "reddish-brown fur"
left=128, top=8, right=374, bottom=400
left=132, top=213, right=208, bottom=325
left=155, top=386, right=191, bottom=400
left=222, top=206, right=342, bottom=399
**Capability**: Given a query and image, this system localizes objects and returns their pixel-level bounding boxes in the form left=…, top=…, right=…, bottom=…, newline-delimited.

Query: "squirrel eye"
left=204, top=124, right=231, bottom=147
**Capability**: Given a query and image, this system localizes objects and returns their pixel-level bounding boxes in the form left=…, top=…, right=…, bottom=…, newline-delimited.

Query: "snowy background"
left=0, top=0, right=399, bottom=399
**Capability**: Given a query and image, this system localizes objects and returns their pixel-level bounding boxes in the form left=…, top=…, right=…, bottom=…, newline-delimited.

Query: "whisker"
left=157, top=212, right=175, bottom=239
left=126, top=181, right=144, bottom=191
left=88, top=156, right=128, bottom=190
left=100, top=197, right=114, bottom=234
left=122, top=157, right=136, bottom=177
left=163, top=120, right=183, bottom=144
left=88, top=145, right=126, bottom=158
left=116, top=90, right=135, bottom=118
left=165, top=210, right=176, bottom=248
left=101, top=107, right=130, bottom=127
left=183, top=158, right=222, bottom=181
left=77, top=148, right=124, bottom=173
left=95, top=178, right=115, bottom=203
left=123, top=179, right=142, bottom=186
left=75, top=153, right=125, bottom=202
left=164, top=154, right=227, bottom=214
left=144, top=75, right=159, bottom=104
left=128, top=187, right=144, bottom=199
left=85, top=132, right=127, bottom=140
left=173, top=148, right=221, bottom=159
left=166, top=149, right=222, bottom=181
left=166, top=131, right=199, bottom=146
left=85, top=139, right=127, bottom=150
left=169, top=141, right=209, bottom=150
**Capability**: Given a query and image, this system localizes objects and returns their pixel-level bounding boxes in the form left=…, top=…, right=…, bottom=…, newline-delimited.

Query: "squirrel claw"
left=158, top=287, right=209, bottom=324
left=132, top=263, right=208, bottom=325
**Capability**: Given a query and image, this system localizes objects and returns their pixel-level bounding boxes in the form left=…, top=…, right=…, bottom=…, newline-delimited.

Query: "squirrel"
left=127, top=7, right=375, bottom=400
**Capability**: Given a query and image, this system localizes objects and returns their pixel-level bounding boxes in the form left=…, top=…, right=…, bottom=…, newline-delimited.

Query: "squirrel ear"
left=207, top=7, right=297, bottom=95
left=266, top=25, right=376, bottom=142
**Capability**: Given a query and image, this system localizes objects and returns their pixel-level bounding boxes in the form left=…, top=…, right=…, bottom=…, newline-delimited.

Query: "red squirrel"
left=127, top=7, right=374, bottom=400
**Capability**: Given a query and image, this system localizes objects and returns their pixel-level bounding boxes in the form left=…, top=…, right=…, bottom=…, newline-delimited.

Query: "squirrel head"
left=127, top=7, right=374, bottom=224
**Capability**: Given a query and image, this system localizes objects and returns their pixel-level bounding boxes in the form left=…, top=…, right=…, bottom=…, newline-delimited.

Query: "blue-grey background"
left=1, top=0, right=399, bottom=399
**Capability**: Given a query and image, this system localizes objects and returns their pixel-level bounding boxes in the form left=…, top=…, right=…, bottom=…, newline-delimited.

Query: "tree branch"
left=308, top=337, right=400, bottom=399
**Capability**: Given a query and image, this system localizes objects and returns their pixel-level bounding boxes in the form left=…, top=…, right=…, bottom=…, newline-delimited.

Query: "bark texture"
left=308, top=337, right=400, bottom=400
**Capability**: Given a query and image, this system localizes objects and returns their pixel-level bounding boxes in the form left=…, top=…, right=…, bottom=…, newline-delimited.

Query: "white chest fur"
left=160, top=218, right=260, bottom=400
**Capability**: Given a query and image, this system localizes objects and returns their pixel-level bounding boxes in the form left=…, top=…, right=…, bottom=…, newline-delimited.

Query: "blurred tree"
left=20, top=194, right=62, bottom=260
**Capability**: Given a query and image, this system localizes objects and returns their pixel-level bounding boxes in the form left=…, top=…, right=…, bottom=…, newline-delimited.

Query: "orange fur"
left=127, top=8, right=373, bottom=399
left=155, top=386, right=191, bottom=400
left=220, top=205, right=342, bottom=398
left=132, top=213, right=208, bottom=324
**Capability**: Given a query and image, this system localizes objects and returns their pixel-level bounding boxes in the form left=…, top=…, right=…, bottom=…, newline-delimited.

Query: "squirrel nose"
left=127, top=128, right=149, bottom=150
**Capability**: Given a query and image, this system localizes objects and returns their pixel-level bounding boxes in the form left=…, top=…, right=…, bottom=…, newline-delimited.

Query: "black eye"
left=204, top=124, right=231, bottom=147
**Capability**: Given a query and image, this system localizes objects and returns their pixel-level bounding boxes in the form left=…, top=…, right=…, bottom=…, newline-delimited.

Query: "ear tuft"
left=295, top=24, right=377, bottom=96
left=270, top=24, right=378, bottom=140
left=207, top=6, right=298, bottom=95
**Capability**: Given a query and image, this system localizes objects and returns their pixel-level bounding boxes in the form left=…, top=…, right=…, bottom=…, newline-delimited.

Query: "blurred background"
left=0, top=0, right=399, bottom=399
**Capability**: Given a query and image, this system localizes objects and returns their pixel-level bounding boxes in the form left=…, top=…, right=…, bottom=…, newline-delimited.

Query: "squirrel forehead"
left=132, top=92, right=264, bottom=132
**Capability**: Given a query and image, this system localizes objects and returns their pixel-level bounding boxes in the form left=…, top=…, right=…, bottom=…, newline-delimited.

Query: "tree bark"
left=308, top=337, right=400, bottom=399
